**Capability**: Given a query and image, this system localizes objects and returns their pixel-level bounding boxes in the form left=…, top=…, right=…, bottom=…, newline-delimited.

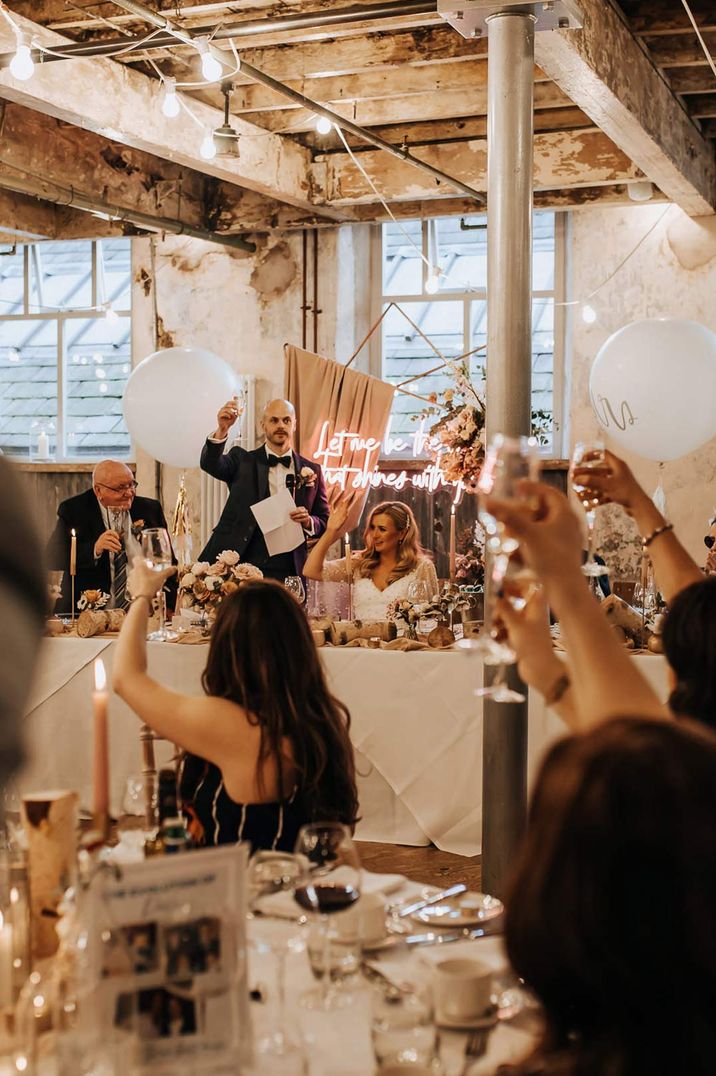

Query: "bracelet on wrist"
left=129, top=594, right=155, bottom=612
left=642, top=522, right=674, bottom=551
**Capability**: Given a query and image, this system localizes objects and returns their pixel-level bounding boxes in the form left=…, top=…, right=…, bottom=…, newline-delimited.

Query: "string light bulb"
left=581, top=304, right=597, bottom=324
left=315, top=115, right=333, bottom=135
left=197, top=38, right=223, bottom=83
left=10, top=33, right=34, bottom=81
left=161, top=77, right=180, bottom=119
left=425, top=266, right=441, bottom=294
left=104, top=303, right=119, bottom=324
left=200, top=130, right=217, bottom=160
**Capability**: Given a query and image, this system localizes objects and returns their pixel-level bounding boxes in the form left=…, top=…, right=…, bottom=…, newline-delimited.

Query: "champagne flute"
left=474, top=554, right=541, bottom=704
left=569, top=440, right=610, bottom=578
left=293, top=823, right=361, bottom=1011
left=248, top=853, right=306, bottom=1068
left=284, top=576, right=306, bottom=604
left=141, top=528, right=177, bottom=641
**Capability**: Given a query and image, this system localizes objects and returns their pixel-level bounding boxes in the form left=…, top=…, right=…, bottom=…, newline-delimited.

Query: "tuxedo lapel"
left=255, top=447, right=270, bottom=500
left=292, top=451, right=306, bottom=506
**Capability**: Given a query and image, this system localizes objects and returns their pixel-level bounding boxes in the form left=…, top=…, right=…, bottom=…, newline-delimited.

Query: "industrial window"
left=0, top=238, right=132, bottom=460
left=374, top=212, right=566, bottom=455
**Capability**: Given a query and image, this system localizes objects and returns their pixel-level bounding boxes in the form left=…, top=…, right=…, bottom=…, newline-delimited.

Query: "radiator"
left=199, top=375, right=256, bottom=551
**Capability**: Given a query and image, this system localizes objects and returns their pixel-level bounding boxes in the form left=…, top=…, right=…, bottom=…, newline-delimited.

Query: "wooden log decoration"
left=601, top=594, right=650, bottom=648
left=329, top=620, right=397, bottom=646
left=22, top=791, right=78, bottom=960
left=76, top=610, right=108, bottom=638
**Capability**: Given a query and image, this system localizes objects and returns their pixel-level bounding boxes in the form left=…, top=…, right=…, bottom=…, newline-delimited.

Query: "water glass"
left=569, top=440, right=610, bottom=579
left=371, top=985, right=437, bottom=1070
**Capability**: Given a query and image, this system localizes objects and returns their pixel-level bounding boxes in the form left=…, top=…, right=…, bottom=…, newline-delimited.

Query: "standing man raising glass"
left=199, top=398, right=329, bottom=580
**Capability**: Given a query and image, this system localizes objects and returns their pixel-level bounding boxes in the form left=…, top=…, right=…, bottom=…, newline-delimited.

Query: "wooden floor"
left=357, top=841, right=481, bottom=891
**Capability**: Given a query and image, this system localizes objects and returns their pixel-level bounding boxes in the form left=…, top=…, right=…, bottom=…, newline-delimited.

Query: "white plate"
left=410, top=892, right=504, bottom=929
left=437, top=983, right=529, bottom=1030
left=437, top=1007, right=498, bottom=1031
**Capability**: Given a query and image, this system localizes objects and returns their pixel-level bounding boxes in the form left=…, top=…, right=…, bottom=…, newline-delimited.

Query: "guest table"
left=19, top=637, right=669, bottom=857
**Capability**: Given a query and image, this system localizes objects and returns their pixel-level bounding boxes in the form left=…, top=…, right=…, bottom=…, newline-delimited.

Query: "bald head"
left=93, top=460, right=136, bottom=510
left=261, top=398, right=296, bottom=453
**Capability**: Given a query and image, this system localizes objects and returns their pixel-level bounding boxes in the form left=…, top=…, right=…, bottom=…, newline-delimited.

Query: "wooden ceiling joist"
left=536, top=0, right=716, bottom=215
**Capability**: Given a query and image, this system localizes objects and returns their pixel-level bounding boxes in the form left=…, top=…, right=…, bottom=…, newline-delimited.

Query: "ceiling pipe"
left=0, top=169, right=257, bottom=252
left=110, top=0, right=486, bottom=205
left=38, top=1, right=437, bottom=49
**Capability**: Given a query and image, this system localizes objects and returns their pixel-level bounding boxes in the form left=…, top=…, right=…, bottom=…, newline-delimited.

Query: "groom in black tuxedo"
left=199, top=397, right=329, bottom=579
left=47, top=460, right=176, bottom=614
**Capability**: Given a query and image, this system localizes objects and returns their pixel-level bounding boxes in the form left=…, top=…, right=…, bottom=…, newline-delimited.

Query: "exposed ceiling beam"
left=642, top=30, right=716, bottom=67
left=0, top=10, right=338, bottom=217
left=621, top=1, right=716, bottom=36
left=691, top=95, right=716, bottom=119
left=668, top=69, right=716, bottom=94
left=244, top=81, right=574, bottom=133
left=534, top=0, right=716, bottom=215
left=314, top=130, right=643, bottom=204
left=299, top=107, right=593, bottom=152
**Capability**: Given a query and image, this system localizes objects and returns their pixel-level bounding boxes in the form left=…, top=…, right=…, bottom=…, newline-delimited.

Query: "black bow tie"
left=267, top=453, right=291, bottom=468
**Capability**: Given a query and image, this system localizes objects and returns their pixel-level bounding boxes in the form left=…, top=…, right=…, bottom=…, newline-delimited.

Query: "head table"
left=19, top=638, right=668, bottom=856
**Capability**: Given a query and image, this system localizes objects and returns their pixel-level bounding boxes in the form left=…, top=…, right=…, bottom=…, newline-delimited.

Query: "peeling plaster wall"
left=570, top=203, right=716, bottom=578
left=130, top=224, right=374, bottom=546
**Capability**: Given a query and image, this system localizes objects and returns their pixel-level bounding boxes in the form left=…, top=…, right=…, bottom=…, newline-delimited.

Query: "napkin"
left=256, top=870, right=406, bottom=920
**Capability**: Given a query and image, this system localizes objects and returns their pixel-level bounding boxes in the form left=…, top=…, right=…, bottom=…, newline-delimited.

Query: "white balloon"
left=123, top=347, right=240, bottom=468
left=589, top=318, right=716, bottom=461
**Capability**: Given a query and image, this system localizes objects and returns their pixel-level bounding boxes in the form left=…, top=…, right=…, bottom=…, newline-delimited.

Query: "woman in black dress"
left=114, top=570, right=358, bottom=852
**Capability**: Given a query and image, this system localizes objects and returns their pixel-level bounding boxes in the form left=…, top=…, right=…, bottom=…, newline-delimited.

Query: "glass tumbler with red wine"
left=293, top=822, right=362, bottom=1011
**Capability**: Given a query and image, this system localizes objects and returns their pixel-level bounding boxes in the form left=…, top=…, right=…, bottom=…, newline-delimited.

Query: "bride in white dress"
left=303, top=500, right=438, bottom=621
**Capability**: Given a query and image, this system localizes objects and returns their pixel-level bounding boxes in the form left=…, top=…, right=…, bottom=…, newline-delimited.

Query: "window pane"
left=0, top=246, right=25, bottom=314
left=99, top=238, right=132, bottom=310
left=0, top=320, right=58, bottom=456
left=382, top=300, right=464, bottom=441
left=382, top=220, right=422, bottom=296
left=65, top=316, right=131, bottom=458
left=29, top=241, right=94, bottom=312
left=533, top=211, right=556, bottom=291
left=531, top=298, right=555, bottom=446
left=434, top=215, right=487, bottom=291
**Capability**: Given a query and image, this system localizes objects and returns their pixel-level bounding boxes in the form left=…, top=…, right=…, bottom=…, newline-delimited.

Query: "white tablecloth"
left=19, top=639, right=668, bottom=857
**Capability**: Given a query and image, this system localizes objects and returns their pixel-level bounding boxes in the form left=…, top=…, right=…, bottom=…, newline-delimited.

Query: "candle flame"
left=71, top=528, right=76, bottom=537
left=344, top=533, right=350, bottom=543
left=0, top=910, right=4, bottom=930
left=94, top=658, right=107, bottom=692
left=451, top=505, right=456, bottom=516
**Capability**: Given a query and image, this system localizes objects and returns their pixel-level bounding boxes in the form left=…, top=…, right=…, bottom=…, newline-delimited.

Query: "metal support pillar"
left=482, top=9, right=536, bottom=898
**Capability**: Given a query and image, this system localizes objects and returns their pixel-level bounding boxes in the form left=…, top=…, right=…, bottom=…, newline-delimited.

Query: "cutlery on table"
left=403, top=926, right=488, bottom=946
left=394, top=883, right=468, bottom=919
left=459, top=1027, right=489, bottom=1075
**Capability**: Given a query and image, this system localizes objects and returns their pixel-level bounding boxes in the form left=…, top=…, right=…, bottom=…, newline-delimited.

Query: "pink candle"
left=449, top=505, right=456, bottom=583
left=92, top=659, right=110, bottom=836
left=344, top=532, right=352, bottom=577
left=70, top=529, right=77, bottom=576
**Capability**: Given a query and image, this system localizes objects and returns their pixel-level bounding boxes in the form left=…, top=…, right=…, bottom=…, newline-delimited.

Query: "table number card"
left=85, top=844, right=249, bottom=1074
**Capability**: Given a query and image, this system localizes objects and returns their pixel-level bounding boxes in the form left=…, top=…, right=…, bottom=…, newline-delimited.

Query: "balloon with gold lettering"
left=589, top=318, right=716, bottom=461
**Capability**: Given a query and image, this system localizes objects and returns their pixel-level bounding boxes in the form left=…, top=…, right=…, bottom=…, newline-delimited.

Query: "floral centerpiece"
left=386, top=597, right=421, bottom=640
left=455, top=523, right=485, bottom=588
left=179, top=551, right=263, bottom=616
left=77, top=589, right=109, bottom=611
left=419, top=361, right=486, bottom=489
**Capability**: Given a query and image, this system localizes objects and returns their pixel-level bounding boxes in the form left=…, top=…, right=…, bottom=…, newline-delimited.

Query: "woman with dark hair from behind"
left=661, top=576, right=716, bottom=729
left=113, top=568, right=358, bottom=851
left=503, top=717, right=716, bottom=1076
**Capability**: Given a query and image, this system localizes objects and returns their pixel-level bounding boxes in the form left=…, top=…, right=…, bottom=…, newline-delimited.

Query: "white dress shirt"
left=207, top=438, right=313, bottom=534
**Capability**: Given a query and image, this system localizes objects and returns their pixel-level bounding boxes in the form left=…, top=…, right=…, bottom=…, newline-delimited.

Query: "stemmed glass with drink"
left=293, top=822, right=361, bottom=1011
left=569, top=440, right=611, bottom=579
left=140, top=527, right=177, bottom=641
left=463, top=434, right=541, bottom=703
left=284, top=576, right=306, bottom=604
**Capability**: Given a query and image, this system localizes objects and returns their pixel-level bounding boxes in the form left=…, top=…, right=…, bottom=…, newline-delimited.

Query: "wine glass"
left=293, top=823, right=361, bottom=1011
left=248, top=853, right=306, bottom=1069
left=474, top=554, right=541, bottom=704
left=569, top=440, right=610, bottom=579
left=284, top=576, right=306, bottom=604
left=141, top=528, right=177, bottom=641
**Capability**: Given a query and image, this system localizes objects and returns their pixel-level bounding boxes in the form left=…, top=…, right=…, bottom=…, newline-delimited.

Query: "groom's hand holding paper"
left=251, top=488, right=305, bottom=556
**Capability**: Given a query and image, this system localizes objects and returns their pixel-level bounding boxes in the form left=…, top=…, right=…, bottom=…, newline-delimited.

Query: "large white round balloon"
left=123, top=347, right=240, bottom=468
left=589, top=318, right=716, bottom=461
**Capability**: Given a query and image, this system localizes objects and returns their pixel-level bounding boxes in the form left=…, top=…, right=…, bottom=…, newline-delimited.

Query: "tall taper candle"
left=449, top=505, right=456, bottom=583
left=92, top=658, right=110, bottom=842
left=70, top=528, right=77, bottom=576
left=344, top=532, right=352, bottom=578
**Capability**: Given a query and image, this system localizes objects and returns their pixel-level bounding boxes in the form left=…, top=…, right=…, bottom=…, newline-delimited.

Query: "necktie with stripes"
left=111, top=511, right=129, bottom=610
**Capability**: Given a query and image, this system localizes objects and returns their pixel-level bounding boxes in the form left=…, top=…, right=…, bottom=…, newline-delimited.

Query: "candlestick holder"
left=71, top=577, right=76, bottom=628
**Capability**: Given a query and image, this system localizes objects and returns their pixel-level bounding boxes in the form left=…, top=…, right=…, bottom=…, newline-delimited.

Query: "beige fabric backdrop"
left=284, top=344, right=395, bottom=531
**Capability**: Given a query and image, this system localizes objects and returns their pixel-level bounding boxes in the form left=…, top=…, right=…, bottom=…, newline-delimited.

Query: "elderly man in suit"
left=199, top=397, right=329, bottom=580
left=47, top=460, right=176, bottom=613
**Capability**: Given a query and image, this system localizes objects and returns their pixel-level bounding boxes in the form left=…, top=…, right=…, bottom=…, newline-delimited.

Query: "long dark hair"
left=662, top=576, right=716, bottom=729
left=505, top=717, right=716, bottom=1076
left=200, top=580, right=358, bottom=826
